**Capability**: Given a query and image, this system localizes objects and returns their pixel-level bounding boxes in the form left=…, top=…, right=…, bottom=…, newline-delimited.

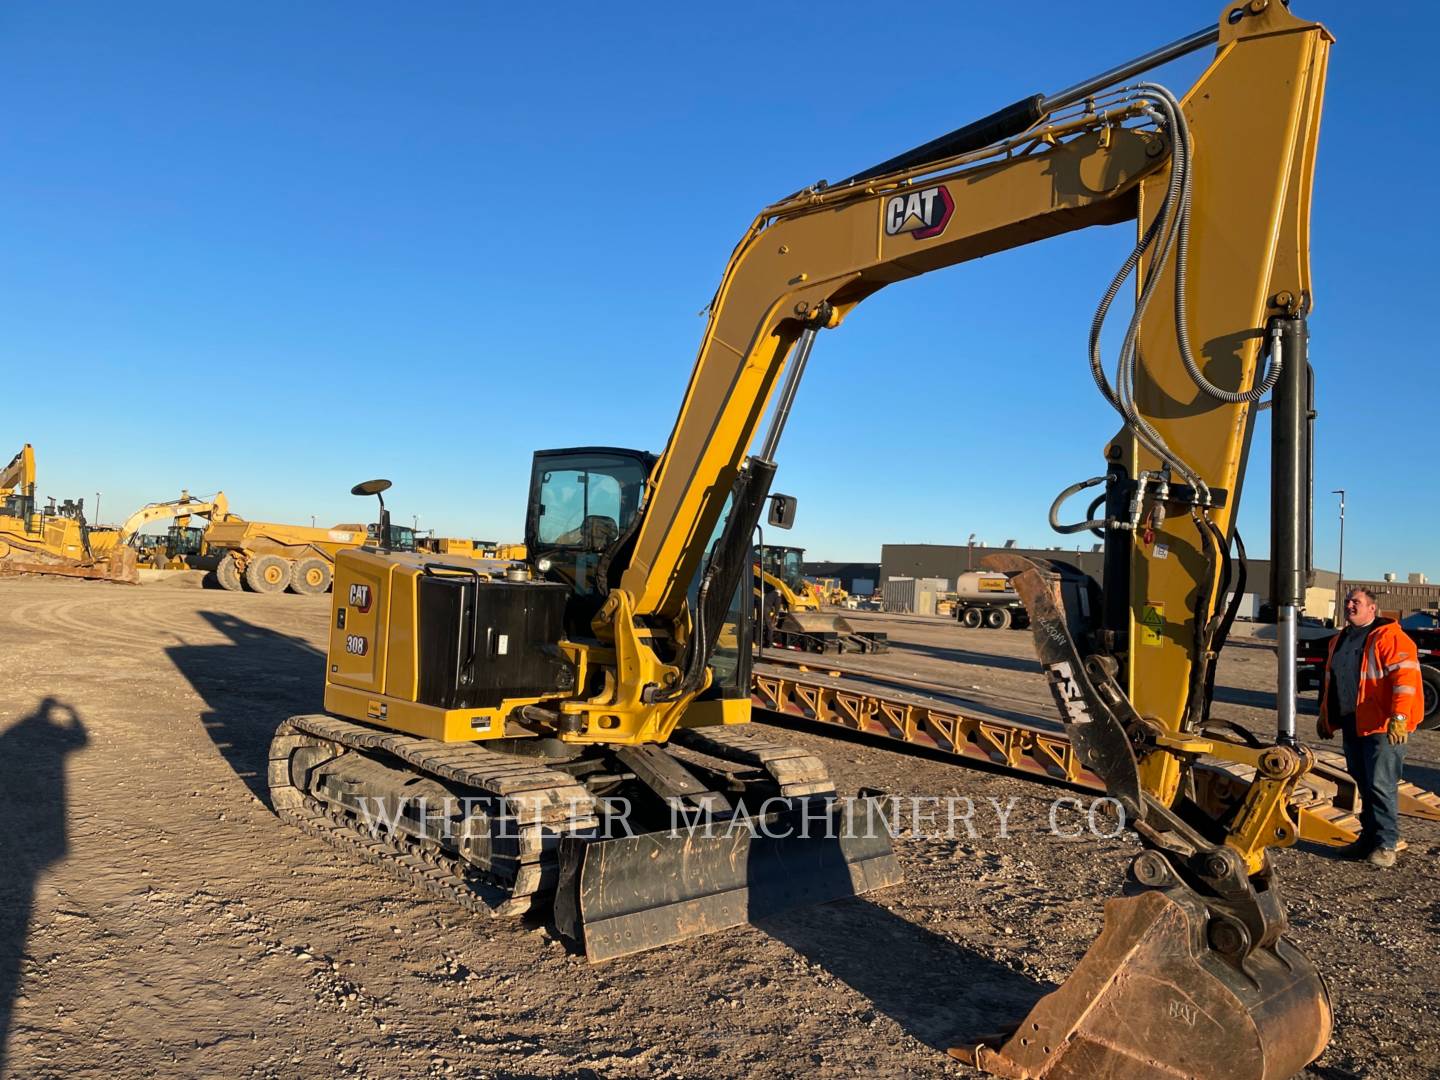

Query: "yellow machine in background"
left=114, top=490, right=232, bottom=568
left=269, top=6, right=1333, bottom=1076
left=415, top=536, right=528, bottom=561
left=754, top=544, right=884, bottom=652
left=202, top=516, right=414, bottom=595
left=0, top=443, right=137, bottom=582
left=753, top=544, right=818, bottom=630
left=192, top=503, right=520, bottom=595
left=808, top=576, right=848, bottom=606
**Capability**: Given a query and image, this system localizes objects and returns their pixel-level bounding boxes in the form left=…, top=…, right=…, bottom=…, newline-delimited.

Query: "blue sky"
left=2, top=2, right=1431, bottom=580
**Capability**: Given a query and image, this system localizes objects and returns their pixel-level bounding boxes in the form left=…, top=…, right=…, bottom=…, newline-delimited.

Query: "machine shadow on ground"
left=736, top=794, right=1047, bottom=1053
left=166, top=611, right=325, bottom=805
left=0, top=697, right=88, bottom=1076
left=759, top=894, right=1045, bottom=1053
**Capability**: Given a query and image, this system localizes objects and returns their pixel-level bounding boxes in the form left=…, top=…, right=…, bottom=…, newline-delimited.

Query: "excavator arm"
left=561, top=4, right=1332, bottom=1076
left=0, top=444, right=36, bottom=501
left=117, top=490, right=230, bottom=544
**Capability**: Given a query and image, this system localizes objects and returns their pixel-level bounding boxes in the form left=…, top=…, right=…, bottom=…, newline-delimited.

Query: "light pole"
left=967, top=532, right=976, bottom=571
left=94, top=491, right=101, bottom=526
left=1331, top=489, right=1345, bottom=619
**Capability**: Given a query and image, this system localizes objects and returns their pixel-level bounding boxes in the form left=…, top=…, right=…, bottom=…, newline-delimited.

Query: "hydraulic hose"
left=1049, top=476, right=1109, bottom=534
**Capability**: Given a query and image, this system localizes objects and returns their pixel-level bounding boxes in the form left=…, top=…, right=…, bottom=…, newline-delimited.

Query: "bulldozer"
left=0, top=444, right=137, bottom=583
left=268, top=5, right=1335, bottom=1075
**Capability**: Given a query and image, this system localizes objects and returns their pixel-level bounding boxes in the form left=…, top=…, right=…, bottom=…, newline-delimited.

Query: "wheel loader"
left=754, top=544, right=886, bottom=653
left=268, top=5, right=1335, bottom=1075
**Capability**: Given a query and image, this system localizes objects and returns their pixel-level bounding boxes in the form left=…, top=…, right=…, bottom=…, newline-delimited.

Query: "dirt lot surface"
left=2, top=576, right=1437, bottom=1079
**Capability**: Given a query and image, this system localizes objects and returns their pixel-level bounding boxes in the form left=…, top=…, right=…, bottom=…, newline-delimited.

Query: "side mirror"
left=767, top=494, right=797, bottom=530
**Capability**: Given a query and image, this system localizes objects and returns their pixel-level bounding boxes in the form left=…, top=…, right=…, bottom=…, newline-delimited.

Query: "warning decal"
left=1140, top=603, right=1165, bottom=646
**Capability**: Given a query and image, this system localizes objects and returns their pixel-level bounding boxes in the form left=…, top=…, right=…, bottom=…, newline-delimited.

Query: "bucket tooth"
left=554, top=795, right=901, bottom=962
left=952, top=889, right=1332, bottom=1080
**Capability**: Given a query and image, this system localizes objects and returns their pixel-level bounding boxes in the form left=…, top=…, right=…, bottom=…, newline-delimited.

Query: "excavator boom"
left=0, top=444, right=35, bottom=499
left=117, top=490, right=230, bottom=545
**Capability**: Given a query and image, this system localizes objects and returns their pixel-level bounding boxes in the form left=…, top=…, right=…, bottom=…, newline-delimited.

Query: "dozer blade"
left=553, top=795, right=901, bottom=962
left=782, top=610, right=857, bottom=636
left=954, top=889, right=1332, bottom=1080
left=0, top=543, right=139, bottom=583
left=778, top=610, right=888, bottom=653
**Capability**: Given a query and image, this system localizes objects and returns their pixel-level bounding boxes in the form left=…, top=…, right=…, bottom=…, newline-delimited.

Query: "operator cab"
left=365, top=522, right=417, bottom=552
left=526, top=447, right=654, bottom=633
left=758, top=544, right=806, bottom=592
left=525, top=446, right=753, bottom=699
left=166, top=524, right=207, bottom=557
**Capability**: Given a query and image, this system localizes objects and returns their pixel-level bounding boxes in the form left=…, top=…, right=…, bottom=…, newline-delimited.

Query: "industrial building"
left=878, top=543, right=1342, bottom=622
left=803, top=560, right=882, bottom=597
left=1342, top=574, right=1440, bottom=620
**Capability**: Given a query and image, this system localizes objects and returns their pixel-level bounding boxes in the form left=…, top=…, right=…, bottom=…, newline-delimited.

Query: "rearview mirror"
left=351, top=479, right=392, bottom=497
left=767, top=494, right=797, bottom=530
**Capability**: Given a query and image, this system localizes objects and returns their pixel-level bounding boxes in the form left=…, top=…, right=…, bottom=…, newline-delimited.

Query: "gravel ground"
left=1, top=576, right=1436, bottom=1078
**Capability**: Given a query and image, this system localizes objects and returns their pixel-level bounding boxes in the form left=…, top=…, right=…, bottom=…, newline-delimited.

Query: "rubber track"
left=290, top=793, right=512, bottom=915
left=271, top=714, right=600, bottom=917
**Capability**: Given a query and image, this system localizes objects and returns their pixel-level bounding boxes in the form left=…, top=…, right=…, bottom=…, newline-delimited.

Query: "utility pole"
left=1332, top=489, right=1346, bottom=616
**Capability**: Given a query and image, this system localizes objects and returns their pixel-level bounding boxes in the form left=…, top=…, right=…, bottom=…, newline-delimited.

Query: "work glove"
left=1316, top=715, right=1335, bottom=740
left=1388, top=715, right=1410, bottom=746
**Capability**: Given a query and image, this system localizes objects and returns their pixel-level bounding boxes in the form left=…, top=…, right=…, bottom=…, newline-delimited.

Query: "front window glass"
left=167, top=525, right=205, bottom=556
left=528, top=450, right=652, bottom=603
left=761, top=547, right=806, bottom=591
left=538, top=470, right=625, bottom=548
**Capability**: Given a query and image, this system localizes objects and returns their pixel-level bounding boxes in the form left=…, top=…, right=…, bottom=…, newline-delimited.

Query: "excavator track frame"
left=270, top=713, right=901, bottom=958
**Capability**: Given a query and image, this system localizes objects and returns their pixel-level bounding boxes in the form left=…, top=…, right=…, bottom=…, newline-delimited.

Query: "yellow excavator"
left=269, top=5, right=1332, bottom=1075
left=114, top=490, right=232, bottom=568
left=0, top=444, right=138, bottom=582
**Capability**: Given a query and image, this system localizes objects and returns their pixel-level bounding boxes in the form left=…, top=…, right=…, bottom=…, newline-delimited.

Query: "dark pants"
left=1342, top=725, right=1407, bottom=850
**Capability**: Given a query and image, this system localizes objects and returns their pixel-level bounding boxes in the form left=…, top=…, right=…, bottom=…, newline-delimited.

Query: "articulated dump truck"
left=203, top=514, right=521, bottom=597
left=203, top=518, right=416, bottom=595
left=0, top=444, right=137, bottom=583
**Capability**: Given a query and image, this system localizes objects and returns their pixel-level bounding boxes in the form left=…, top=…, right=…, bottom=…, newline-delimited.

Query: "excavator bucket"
left=954, top=888, right=1331, bottom=1080
left=552, top=794, right=901, bottom=962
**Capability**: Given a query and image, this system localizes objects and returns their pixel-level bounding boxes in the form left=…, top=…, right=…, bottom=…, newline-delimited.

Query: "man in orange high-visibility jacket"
left=1316, top=587, right=1425, bottom=867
